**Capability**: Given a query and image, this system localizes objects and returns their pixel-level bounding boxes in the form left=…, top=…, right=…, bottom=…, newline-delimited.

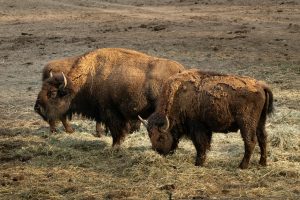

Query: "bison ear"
left=138, top=115, right=148, bottom=127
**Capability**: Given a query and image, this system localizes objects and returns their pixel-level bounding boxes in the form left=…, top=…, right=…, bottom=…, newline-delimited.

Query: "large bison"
left=34, top=48, right=185, bottom=146
left=35, top=56, right=107, bottom=136
left=139, top=69, right=273, bottom=169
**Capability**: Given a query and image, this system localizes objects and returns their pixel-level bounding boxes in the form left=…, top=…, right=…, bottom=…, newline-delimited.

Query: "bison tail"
left=264, top=87, right=274, bottom=115
left=259, top=81, right=274, bottom=116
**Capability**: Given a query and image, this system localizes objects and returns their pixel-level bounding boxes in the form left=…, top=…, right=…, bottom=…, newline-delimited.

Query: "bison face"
left=139, top=114, right=175, bottom=155
left=149, top=127, right=174, bottom=155
left=34, top=72, right=74, bottom=122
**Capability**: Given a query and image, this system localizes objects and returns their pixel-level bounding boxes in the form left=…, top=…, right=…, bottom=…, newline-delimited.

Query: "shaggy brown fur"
left=42, top=56, right=79, bottom=80
left=143, top=69, right=273, bottom=169
left=35, top=48, right=185, bottom=145
left=35, top=56, right=107, bottom=136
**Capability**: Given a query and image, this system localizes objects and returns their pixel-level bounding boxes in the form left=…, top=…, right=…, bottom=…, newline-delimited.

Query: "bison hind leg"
left=239, top=125, right=257, bottom=169
left=256, top=118, right=268, bottom=166
left=257, top=127, right=267, bottom=166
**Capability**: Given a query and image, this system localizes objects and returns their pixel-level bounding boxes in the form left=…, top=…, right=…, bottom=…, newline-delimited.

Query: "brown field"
left=0, top=0, right=299, bottom=199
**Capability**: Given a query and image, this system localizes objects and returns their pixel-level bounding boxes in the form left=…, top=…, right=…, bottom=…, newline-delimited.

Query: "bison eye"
left=48, top=91, right=57, bottom=99
left=158, top=135, right=164, bottom=142
left=57, top=89, right=67, bottom=97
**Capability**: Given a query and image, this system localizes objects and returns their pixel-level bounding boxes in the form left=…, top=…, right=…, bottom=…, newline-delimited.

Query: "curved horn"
left=138, top=115, right=148, bottom=127
left=160, top=115, right=170, bottom=132
left=49, top=70, right=53, bottom=78
left=62, top=72, right=67, bottom=88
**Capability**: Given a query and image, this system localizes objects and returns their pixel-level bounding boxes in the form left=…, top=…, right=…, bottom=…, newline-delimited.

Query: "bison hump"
left=199, top=76, right=259, bottom=98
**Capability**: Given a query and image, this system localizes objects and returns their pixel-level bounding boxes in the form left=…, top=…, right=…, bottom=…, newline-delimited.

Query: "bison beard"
left=141, top=69, right=274, bottom=169
left=34, top=48, right=185, bottom=145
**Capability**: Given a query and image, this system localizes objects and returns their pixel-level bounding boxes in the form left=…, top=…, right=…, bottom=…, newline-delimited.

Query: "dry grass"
left=1, top=92, right=299, bottom=199
left=1, top=0, right=299, bottom=199
left=0, top=63, right=299, bottom=199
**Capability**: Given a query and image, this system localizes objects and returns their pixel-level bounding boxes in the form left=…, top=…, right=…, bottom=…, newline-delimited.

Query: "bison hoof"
left=65, top=127, right=74, bottom=133
left=195, top=155, right=206, bottom=166
left=239, top=162, right=249, bottom=169
left=66, top=128, right=74, bottom=133
left=259, top=159, right=267, bottom=166
left=195, top=159, right=205, bottom=167
left=195, top=162, right=204, bottom=167
left=50, top=128, right=58, bottom=133
left=94, top=130, right=103, bottom=138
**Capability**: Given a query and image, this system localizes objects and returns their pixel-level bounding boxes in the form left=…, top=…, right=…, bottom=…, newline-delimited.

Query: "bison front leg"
left=49, top=120, right=58, bottom=133
left=128, top=119, right=141, bottom=134
left=95, top=122, right=108, bottom=137
left=61, top=117, right=74, bottom=133
left=105, top=111, right=130, bottom=146
left=189, top=122, right=212, bottom=166
left=110, top=122, right=129, bottom=147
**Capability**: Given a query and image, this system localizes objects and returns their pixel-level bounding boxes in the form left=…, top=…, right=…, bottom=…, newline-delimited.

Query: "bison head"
left=139, top=114, right=176, bottom=155
left=34, top=72, right=75, bottom=122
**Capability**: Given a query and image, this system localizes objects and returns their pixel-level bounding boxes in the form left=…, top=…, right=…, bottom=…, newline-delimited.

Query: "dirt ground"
left=0, top=0, right=299, bottom=199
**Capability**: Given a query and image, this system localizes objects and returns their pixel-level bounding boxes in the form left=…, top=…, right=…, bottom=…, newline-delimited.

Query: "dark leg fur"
left=256, top=112, right=268, bottom=166
left=239, top=125, right=257, bottom=169
left=256, top=126, right=267, bottom=166
left=49, top=120, right=57, bottom=133
left=189, top=121, right=212, bottom=166
left=128, top=119, right=141, bottom=133
left=105, top=111, right=129, bottom=146
left=111, top=123, right=129, bottom=147
left=61, top=117, right=74, bottom=133
left=95, top=122, right=106, bottom=137
left=255, top=87, right=271, bottom=166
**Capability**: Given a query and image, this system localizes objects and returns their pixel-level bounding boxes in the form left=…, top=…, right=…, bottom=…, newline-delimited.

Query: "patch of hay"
left=268, top=107, right=300, bottom=150
left=1, top=81, right=299, bottom=200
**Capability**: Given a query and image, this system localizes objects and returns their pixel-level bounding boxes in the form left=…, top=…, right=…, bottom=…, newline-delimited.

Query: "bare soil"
left=0, top=0, right=299, bottom=199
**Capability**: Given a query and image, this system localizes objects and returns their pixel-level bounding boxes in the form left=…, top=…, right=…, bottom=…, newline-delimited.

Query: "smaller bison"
left=139, top=69, right=273, bottom=169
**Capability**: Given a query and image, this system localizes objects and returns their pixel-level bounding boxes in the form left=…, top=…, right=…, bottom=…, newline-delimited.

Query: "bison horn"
left=138, top=115, right=148, bottom=127
left=62, top=72, right=67, bottom=88
left=49, top=70, right=53, bottom=78
left=160, top=115, right=170, bottom=132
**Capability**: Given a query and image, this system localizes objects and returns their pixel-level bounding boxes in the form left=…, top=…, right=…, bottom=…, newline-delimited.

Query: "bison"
left=34, top=48, right=185, bottom=146
left=35, top=56, right=108, bottom=136
left=139, top=69, right=273, bottom=169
